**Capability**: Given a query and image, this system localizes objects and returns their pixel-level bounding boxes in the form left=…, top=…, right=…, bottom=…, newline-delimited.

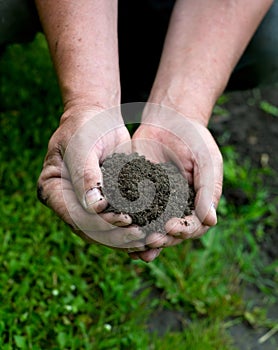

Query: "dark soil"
left=101, top=152, right=194, bottom=234
left=210, top=86, right=278, bottom=264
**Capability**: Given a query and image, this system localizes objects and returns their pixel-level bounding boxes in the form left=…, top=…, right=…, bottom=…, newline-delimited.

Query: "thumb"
left=194, top=156, right=223, bottom=226
left=82, top=152, right=108, bottom=213
left=69, top=150, right=108, bottom=213
left=63, top=139, right=108, bottom=213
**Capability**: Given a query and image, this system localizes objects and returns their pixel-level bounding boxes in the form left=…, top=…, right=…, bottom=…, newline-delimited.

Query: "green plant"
left=259, top=100, right=278, bottom=117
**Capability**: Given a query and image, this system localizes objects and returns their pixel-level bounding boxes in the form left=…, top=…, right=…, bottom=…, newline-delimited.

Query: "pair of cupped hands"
left=38, top=104, right=223, bottom=262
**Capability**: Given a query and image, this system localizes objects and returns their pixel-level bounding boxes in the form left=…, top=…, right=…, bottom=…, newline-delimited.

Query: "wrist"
left=62, top=87, right=121, bottom=115
left=147, top=74, right=220, bottom=127
left=60, top=99, right=123, bottom=127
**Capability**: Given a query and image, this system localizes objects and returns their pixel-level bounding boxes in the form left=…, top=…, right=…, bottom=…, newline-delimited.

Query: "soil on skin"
left=101, top=152, right=195, bottom=234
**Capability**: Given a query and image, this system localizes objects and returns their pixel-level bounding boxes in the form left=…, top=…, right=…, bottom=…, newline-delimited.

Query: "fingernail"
left=210, top=203, right=217, bottom=224
left=86, top=188, right=103, bottom=206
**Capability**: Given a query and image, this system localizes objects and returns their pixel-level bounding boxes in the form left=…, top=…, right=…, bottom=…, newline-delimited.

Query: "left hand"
left=129, top=105, right=223, bottom=261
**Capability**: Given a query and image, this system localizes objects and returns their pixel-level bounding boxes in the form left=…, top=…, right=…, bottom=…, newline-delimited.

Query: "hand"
left=37, top=107, right=147, bottom=254
left=129, top=103, right=223, bottom=260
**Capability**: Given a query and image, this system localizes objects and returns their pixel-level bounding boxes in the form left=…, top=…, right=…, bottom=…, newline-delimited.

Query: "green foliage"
left=259, top=100, right=278, bottom=117
left=145, top=235, right=241, bottom=317
left=151, top=319, right=237, bottom=350
left=0, top=34, right=277, bottom=349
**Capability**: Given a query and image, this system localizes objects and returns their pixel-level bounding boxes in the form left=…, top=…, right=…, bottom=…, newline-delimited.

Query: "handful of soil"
left=101, top=153, right=195, bottom=234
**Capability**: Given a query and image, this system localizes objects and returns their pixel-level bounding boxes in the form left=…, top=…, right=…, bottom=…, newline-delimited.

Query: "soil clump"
left=101, top=153, right=195, bottom=234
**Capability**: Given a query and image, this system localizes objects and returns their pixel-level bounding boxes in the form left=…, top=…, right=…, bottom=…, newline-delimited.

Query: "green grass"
left=259, top=100, right=278, bottom=117
left=0, top=34, right=277, bottom=349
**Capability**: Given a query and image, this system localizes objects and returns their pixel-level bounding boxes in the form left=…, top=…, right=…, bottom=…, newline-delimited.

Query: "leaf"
left=57, top=332, right=68, bottom=348
left=259, top=100, right=278, bottom=117
left=14, top=335, right=27, bottom=349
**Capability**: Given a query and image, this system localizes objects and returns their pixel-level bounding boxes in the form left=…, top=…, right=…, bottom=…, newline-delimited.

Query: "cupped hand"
left=129, top=103, right=223, bottom=261
left=37, top=107, right=148, bottom=254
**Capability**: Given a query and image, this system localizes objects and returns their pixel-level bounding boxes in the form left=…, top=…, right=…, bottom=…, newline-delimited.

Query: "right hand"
left=37, top=107, right=147, bottom=253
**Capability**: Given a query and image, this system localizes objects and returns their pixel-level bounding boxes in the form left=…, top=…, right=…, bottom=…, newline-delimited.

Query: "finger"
left=139, top=109, right=223, bottom=226
left=165, top=215, right=200, bottom=237
left=194, top=184, right=221, bottom=226
left=191, top=224, right=210, bottom=239
left=66, top=150, right=107, bottom=214
left=146, top=232, right=183, bottom=248
left=64, top=187, right=147, bottom=247
left=146, top=233, right=167, bottom=247
left=128, top=252, right=141, bottom=260
left=41, top=177, right=119, bottom=232
left=164, top=237, right=183, bottom=246
left=40, top=159, right=143, bottom=248
left=86, top=225, right=146, bottom=249
left=192, top=141, right=223, bottom=226
left=99, top=212, right=132, bottom=226
left=165, top=213, right=210, bottom=239
left=69, top=138, right=133, bottom=214
left=62, top=112, right=126, bottom=213
left=84, top=186, right=108, bottom=213
left=136, top=248, right=162, bottom=262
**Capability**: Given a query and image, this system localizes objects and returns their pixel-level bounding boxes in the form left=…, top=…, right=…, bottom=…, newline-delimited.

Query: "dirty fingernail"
left=86, top=188, right=103, bottom=206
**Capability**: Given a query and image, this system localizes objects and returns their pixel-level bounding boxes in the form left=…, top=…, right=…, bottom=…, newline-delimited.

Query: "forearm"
left=35, top=0, right=120, bottom=112
left=149, top=0, right=273, bottom=125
